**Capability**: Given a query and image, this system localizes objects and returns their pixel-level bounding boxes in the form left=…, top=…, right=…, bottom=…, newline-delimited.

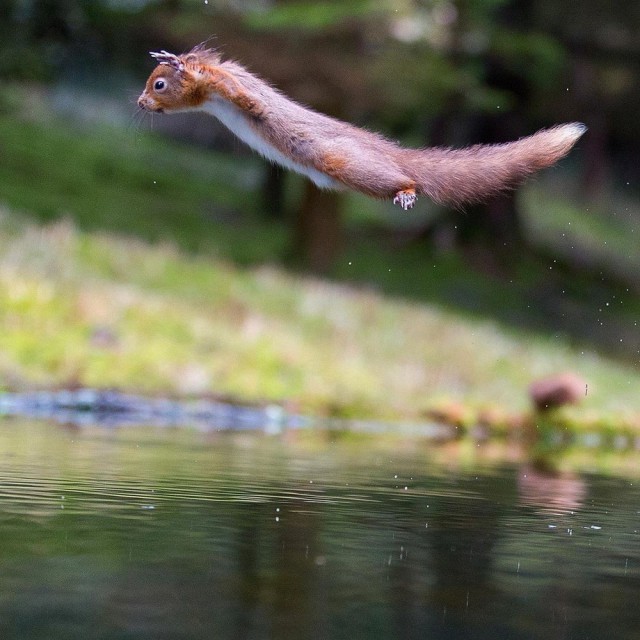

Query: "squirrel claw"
left=393, top=189, right=417, bottom=210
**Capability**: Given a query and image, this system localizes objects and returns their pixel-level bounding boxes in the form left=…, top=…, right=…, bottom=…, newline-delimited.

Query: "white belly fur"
left=203, top=99, right=341, bottom=190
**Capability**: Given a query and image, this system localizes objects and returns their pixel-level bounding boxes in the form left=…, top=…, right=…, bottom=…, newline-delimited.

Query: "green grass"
left=0, top=208, right=639, bottom=425
left=0, top=110, right=286, bottom=263
left=521, top=181, right=640, bottom=301
left=1, top=104, right=640, bottom=425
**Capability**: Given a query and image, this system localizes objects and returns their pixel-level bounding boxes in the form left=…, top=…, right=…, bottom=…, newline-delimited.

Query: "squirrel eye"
left=153, top=78, right=167, bottom=92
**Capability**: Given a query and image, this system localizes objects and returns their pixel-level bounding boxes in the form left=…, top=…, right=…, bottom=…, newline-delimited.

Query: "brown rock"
left=529, top=372, right=587, bottom=412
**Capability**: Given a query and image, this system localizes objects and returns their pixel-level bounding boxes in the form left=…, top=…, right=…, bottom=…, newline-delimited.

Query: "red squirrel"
left=137, top=45, right=585, bottom=210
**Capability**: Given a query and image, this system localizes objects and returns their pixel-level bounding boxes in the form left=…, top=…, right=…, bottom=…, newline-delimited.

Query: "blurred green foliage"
left=0, top=0, right=570, bottom=124
left=241, top=0, right=380, bottom=30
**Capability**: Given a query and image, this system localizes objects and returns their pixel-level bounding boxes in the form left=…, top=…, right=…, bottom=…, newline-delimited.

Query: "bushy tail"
left=408, top=123, right=586, bottom=207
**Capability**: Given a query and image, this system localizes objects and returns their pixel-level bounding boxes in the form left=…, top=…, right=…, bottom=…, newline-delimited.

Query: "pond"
left=0, top=418, right=639, bottom=640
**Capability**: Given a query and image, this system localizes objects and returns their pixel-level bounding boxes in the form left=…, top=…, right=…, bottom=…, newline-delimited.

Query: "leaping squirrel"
left=138, top=45, right=585, bottom=210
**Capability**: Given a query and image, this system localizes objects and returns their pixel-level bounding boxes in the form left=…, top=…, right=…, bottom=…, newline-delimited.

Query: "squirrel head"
left=137, top=48, right=221, bottom=113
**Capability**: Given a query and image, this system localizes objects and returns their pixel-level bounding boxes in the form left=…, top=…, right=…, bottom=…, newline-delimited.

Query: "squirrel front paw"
left=393, top=188, right=417, bottom=211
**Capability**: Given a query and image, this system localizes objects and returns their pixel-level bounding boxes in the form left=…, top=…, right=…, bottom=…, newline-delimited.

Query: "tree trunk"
left=261, top=163, right=287, bottom=219
left=457, top=193, right=523, bottom=249
left=293, top=182, right=343, bottom=273
left=456, top=193, right=524, bottom=273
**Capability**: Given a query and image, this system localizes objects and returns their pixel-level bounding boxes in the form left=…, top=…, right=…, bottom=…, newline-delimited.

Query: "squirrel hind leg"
left=393, top=187, right=417, bottom=211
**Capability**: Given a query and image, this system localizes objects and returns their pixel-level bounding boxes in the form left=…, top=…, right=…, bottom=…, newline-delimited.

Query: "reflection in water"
left=515, top=465, right=588, bottom=640
left=518, top=465, right=587, bottom=515
left=0, top=421, right=639, bottom=639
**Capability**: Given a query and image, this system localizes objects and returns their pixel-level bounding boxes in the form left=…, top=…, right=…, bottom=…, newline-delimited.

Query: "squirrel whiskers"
left=138, top=45, right=585, bottom=210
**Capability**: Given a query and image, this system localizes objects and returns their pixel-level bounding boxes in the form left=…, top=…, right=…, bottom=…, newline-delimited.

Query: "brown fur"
left=138, top=46, right=585, bottom=208
left=321, top=152, right=348, bottom=177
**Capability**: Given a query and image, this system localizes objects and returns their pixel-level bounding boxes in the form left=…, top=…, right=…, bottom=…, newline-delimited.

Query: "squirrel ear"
left=150, top=50, right=185, bottom=72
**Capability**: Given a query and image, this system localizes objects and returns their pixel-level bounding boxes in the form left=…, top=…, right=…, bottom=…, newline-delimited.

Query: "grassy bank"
left=1, top=106, right=640, bottom=426
left=0, top=207, right=639, bottom=425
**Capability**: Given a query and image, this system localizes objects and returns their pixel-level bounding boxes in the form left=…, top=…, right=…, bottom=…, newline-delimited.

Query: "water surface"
left=0, top=420, right=638, bottom=639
